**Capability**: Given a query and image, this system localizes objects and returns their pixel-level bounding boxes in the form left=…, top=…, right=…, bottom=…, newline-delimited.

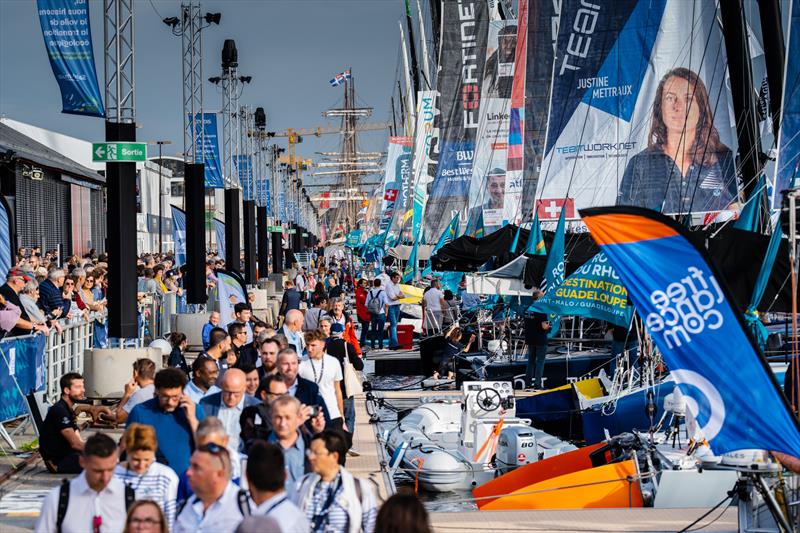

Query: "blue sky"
left=0, top=0, right=411, bottom=173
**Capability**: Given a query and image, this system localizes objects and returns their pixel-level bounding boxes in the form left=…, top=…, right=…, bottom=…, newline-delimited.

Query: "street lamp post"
left=155, top=140, right=172, bottom=254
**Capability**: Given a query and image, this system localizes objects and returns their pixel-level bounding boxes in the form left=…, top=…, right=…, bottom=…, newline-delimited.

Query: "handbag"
left=343, top=341, right=363, bottom=397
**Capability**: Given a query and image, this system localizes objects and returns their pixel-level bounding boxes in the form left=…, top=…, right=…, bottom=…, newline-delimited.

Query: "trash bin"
left=397, top=324, right=414, bottom=349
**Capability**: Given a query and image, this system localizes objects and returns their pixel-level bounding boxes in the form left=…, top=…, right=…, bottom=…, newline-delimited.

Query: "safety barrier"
left=44, top=317, right=94, bottom=401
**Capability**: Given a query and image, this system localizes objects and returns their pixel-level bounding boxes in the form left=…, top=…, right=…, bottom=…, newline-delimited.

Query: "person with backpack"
left=293, top=430, right=378, bottom=533
left=173, top=442, right=250, bottom=533
left=365, top=279, right=389, bottom=350
left=35, top=433, right=134, bottom=533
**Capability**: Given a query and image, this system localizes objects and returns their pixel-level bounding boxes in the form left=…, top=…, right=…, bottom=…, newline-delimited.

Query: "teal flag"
left=734, top=174, right=765, bottom=232
left=744, top=227, right=783, bottom=349
left=472, top=211, right=485, bottom=238
left=345, top=229, right=363, bottom=248
left=525, top=212, right=547, bottom=255
left=509, top=224, right=522, bottom=253
left=530, top=252, right=632, bottom=327
left=423, top=213, right=459, bottom=277
left=539, top=206, right=566, bottom=337
left=403, top=240, right=419, bottom=282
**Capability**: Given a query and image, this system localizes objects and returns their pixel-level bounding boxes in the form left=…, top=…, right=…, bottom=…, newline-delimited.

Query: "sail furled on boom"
left=465, top=20, right=519, bottom=237
left=536, top=0, right=739, bottom=224
left=422, top=0, right=490, bottom=243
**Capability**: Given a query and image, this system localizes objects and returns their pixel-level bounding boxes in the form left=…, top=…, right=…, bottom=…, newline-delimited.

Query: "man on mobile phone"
left=127, top=368, right=206, bottom=476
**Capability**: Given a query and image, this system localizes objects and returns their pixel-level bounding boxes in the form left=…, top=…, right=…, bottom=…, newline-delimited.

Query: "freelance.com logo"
left=645, top=266, right=725, bottom=349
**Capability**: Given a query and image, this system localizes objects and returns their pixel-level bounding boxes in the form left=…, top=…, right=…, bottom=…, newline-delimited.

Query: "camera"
left=309, top=405, right=322, bottom=418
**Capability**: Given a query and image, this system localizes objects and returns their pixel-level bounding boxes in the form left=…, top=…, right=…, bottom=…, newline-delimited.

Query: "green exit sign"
left=302, top=232, right=309, bottom=237
left=287, top=229, right=297, bottom=234
left=92, top=142, right=147, bottom=162
left=268, top=226, right=283, bottom=232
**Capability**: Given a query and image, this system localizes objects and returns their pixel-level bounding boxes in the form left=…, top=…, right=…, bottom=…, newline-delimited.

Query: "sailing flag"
left=530, top=252, right=632, bottom=327
left=524, top=212, right=546, bottom=256
left=581, top=206, right=800, bottom=456
left=403, top=240, right=419, bottom=283
left=423, top=213, right=460, bottom=277
left=329, top=70, right=352, bottom=87
left=538, top=206, right=566, bottom=337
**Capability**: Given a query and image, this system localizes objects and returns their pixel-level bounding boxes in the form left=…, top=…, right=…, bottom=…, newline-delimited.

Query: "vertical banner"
left=523, top=0, right=559, bottom=214
left=0, top=197, right=13, bottom=280
left=536, top=0, right=738, bottom=221
left=216, top=270, right=247, bottom=327
left=192, top=113, right=225, bottom=188
left=387, top=137, right=414, bottom=240
left=214, top=218, right=226, bottom=259
left=506, top=0, right=527, bottom=223
left=410, top=91, right=438, bottom=242
left=423, top=0, right=489, bottom=242
left=380, top=137, right=413, bottom=236
left=776, top=0, right=800, bottom=196
left=237, top=155, right=254, bottom=201
left=170, top=206, right=187, bottom=267
left=467, top=20, right=517, bottom=236
left=256, top=175, right=271, bottom=215
left=36, top=0, right=105, bottom=117
left=581, top=206, right=800, bottom=456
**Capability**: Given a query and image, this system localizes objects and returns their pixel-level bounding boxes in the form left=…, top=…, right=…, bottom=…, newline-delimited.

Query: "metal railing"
left=44, top=317, right=94, bottom=402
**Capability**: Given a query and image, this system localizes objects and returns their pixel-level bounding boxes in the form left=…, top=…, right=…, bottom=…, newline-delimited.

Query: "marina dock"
left=357, top=390, right=738, bottom=533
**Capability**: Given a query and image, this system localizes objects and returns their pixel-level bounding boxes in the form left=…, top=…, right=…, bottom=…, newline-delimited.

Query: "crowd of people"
left=30, top=251, right=445, bottom=533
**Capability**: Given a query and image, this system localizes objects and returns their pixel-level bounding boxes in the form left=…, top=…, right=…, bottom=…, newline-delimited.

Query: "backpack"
left=57, top=479, right=135, bottom=533
left=366, top=290, right=384, bottom=315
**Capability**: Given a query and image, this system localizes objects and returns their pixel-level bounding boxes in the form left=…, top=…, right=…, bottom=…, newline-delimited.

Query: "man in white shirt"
left=246, top=440, right=310, bottom=532
left=422, top=278, right=446, bottom=334
left=35, top=433, right=130, bottom=533
left=299, top=329, right=344, bottom=430
left=384, top=271, right=405, bottom=348
left=294, top=267, right=307, bottom=293
left=184, top=357, right=221, bottom=403
left=173, top=444, right=248, bottom=533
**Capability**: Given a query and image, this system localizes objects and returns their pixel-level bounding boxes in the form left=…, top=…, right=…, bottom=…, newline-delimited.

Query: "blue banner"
left=531, top=252, right=632, bottom=327
left=170, top=206, right=186, bottom=267
left=582, top=206, right=800, bottom=456
left=36, top=0, right=104, bottom=117
left=0, top=334, right=46, bottom=423
left=776, top=0, right=800, bottom=195
left=214, top=219, right=225, bottom=259
left=237, top=155, right=253, bottom=201
left=256, top=176, right=270, bottom=214
left=192, top=113, right=225, bottom=188
left=0, top=197, right=12, bottom=280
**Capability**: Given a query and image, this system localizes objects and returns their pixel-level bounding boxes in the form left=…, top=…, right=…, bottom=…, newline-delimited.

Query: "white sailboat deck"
left=351, top=389, right=737, bottom=533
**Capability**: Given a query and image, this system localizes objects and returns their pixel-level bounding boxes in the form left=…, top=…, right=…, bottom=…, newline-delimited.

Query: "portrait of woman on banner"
left=617, top=67, right=738, bottom=215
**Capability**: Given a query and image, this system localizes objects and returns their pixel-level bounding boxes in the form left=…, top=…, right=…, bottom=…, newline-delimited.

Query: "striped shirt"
left=298, top=474, right=377, bottom=533
left=114, top=461, right=179, bottom=526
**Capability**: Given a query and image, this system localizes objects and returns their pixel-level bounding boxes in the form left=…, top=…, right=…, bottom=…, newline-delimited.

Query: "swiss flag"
left=384, top=189, right=398, bottom=202
left=536, top=198, right=575, bottom=220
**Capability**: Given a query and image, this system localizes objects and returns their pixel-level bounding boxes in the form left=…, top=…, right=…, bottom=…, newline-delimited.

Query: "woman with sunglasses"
left=114, top=424, right=179, bottom=528
left=78, top=274, right=108, bottom=347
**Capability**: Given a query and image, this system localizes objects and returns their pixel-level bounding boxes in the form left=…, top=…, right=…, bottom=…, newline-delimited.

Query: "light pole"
left=154, top=140, right=172, bottom=254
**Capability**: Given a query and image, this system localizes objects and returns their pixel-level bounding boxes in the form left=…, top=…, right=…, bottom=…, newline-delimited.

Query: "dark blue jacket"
left=38, top=279, right=69, bottom=317
left=293, top=376, right=331, bottom=424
